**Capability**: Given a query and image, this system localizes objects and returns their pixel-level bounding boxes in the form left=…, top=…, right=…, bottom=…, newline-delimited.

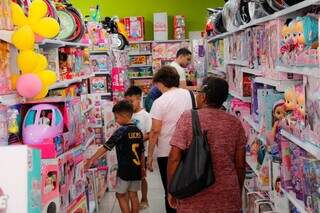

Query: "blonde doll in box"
left=284, top=88, right=298, bottom=129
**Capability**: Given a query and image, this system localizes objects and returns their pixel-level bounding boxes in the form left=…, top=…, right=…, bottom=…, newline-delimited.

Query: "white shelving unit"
left=128, top=52, right=152, bottom=56
left=280, top=188, right=307, bottom=213
left=276, top=65, right=320, bottom=78
left=229, top=90, right=251, bottom=103
left=129, top=64, right=153, bottom=68
left=280, top=130, right=320, bottom=160
left=225, top=60, right=249, bottom=67
left=0, top=93, right=25, bottom=106
left=254, top=77, right=302, bottom=92
left=49, top=74, right=94, bottom=90
left=89, top=50, right=110, bottom=54
left=207, top=0, right=320, bottom=43
left=241, top=67, right=263, bottom=76
left=128, top=76, right=153, bottom=80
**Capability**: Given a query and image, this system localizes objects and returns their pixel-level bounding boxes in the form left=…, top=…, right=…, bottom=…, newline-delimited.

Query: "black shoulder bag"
left=169, top=91, right=215, bottom=199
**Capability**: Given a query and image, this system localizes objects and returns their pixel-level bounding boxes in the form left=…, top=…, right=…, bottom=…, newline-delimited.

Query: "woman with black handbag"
left=167, top=77, right=246, bottom=212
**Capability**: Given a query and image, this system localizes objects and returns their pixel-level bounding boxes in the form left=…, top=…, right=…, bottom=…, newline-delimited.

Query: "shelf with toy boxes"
left=89, top=51, right=113, bottom=74
left=273, top=14, right=320, bottom=78
left=207, top=38, right=225, bottom=74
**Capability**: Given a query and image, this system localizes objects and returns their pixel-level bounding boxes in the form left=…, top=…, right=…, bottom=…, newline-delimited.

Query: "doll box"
left=173, top=15, right=186, bottom=40
left=0, top=146, right=41, bottom=213
left=122, top=16, right=145, bottom=42
left=154, top=12, right=168, bottom=41
left=227, top=65, right=252, bottom=97
left=264, top=19, right=303, bottom=81
left=274, top=15, right=320, bottom=77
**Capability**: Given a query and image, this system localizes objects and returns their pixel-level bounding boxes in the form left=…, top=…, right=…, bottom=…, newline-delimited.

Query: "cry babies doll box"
left=0, top=146, right=41, bottom=213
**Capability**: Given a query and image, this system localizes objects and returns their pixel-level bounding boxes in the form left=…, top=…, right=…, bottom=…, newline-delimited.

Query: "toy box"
left=7, top=104, right=23, bottom=145
left=174, top=15, right=186, bottom=40
left=0, top=41, right=12, bottom=95
left=66, top=194, right=87, bottom=213
left=303, top=158, right=320, bottom=213
left=0, top=146, right=41, bottom=213
left=22, top=98, right=84, bottom=158
left=0, top=105, right=8, bottom=146
left=264, top=19, right=302, bottom=80
left=275, top=15, right=319, bottom=77
left=257, top=89, right=284, bottom=134
left=154, top=12, right=168, bottom=41
left=89, top=77, right=108, bottom=94
left=87, top=94, right=103, bottom=127
left=90, top=54, right=112, bottom=73
left=227, top=65, right=252, bottom=97
left=41, top=159, right=60, bottom=213
left=122, top=16, right=145, bottom=42
left=303, top=76, right=320, bottom=147
left=207, top=39, right=224, bottom=72
left=0, top=0, right=13, bottom=30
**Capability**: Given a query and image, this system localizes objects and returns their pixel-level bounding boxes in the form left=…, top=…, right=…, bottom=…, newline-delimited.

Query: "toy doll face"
left=295, top=21, right=305, bottom=45
left=297, top=94, right=305, bottom=117
left=285, top=89, right=297, bottom=111
left=274, top=105, right=286, bottom=120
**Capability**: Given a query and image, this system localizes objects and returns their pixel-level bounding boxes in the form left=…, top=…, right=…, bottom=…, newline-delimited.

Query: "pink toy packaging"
left=0, top=41, right=12, bottom=95
left=289, top=143, right=307, bottom=201
left=122, top=16, right=145, bottom=42
left=0, top=104, right=8, bottom=146
left=41, top=159, right=60, bottom=213
left=227, top=65, right=252, bottom=97
left=276, top=15, right=319, bottom=76
left=303, top=158, right=320, bottom=213
left=174, top=15, right=186, bottom=40
left=264, top=19, right=302, bottom=81
left=303, top=76, right=320, bottom=147
left=279, top=136, right=292, bottom=190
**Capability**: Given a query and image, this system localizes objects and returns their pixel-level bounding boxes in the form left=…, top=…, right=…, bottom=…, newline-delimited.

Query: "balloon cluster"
left=10, top=0, right=60, bottom=99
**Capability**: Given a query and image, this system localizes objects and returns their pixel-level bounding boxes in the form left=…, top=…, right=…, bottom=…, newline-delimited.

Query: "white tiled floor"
left=99, top=163, right=166, bottom=213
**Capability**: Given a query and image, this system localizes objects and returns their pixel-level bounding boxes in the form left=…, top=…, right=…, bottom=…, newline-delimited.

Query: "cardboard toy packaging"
left=0, top=146, right=42, bottom=213
left=122, top=16, right=145, bottom=42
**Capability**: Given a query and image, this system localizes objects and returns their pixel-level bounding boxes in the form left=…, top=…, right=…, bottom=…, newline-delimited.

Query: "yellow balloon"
left=11, top=2, right=29, bottom=27
left=10, top=74, right=20, bottom=90
left=35, top=54, right=48, bottom=72
left=32, top=17, right=60, bottom=39
left=28, top=0, right=48, bottom=25
left=17, top=50, right=39, bottom=74
left=37, top=70, right=57, bottom=86
left=11, top=25, right=35, bottom=50
left=33, top=86, right=48, bottom=100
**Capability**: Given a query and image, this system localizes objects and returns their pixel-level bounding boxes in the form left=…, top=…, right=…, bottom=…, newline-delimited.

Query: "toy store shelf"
left=254, top=77, right=302, bottom=92
left=130, top=40, right=153, bottom=44
left=208, top=66, right=226, bottom=73
left=246, top=156, right=260, bottom=177
left=0, top=30, right=13, bottom=43
left=280, top=130, right=320, bottom=160
left=90, top=50, right=110, bottom=54
left=90, top=92, right=111, bottom=96
left=83, top=133, right=96, bottom=150
left=207, top=0, right=320, bottom=42
left=240, top=67, right=263, bottom=76
left=25, top=96, right=70, bottom=104
left=280, top=188, right=307, bottom=213
left=129, top=76, right=153, bottom=80
left=38, top=39, right=90, bottom=48
left=94, top=71, right=110, bottom=75
left=229, top=90, right=251, bottom=103
left=276, top=66, right=320, bottom=78
left=128, top=52, right=152, bottom=56
left=0, top=93, right=25, bottom=106
left=129, top=64, right=153, bottom=68
left=225, top=60, right=249, bottom=67
left=153, top=39, right=190, bottom=43
left=49, top=74, right=94, bottom=90
left=244, top=115, right=260, bottom=132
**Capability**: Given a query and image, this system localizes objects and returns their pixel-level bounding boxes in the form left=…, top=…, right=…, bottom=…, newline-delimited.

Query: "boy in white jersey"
left=125, top=86, right=152, bottom=209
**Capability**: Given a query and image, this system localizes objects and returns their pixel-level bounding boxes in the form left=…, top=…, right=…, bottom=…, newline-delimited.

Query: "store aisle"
left=99, top=163, right=166, bottom=213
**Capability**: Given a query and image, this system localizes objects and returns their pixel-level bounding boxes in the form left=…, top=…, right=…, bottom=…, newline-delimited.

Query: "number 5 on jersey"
left=132, top=143, right=141, bottom=166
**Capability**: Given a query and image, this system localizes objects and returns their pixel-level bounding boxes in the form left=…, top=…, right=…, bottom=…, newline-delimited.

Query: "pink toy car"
left=23, top=104, right=64, bottom=145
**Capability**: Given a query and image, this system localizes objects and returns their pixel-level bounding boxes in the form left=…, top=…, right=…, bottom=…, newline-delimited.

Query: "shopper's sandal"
left=139, top=201, right=149, bottom=210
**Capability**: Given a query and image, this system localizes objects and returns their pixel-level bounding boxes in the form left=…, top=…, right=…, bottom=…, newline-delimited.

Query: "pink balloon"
left=16, top=74, right=42, bottom=98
